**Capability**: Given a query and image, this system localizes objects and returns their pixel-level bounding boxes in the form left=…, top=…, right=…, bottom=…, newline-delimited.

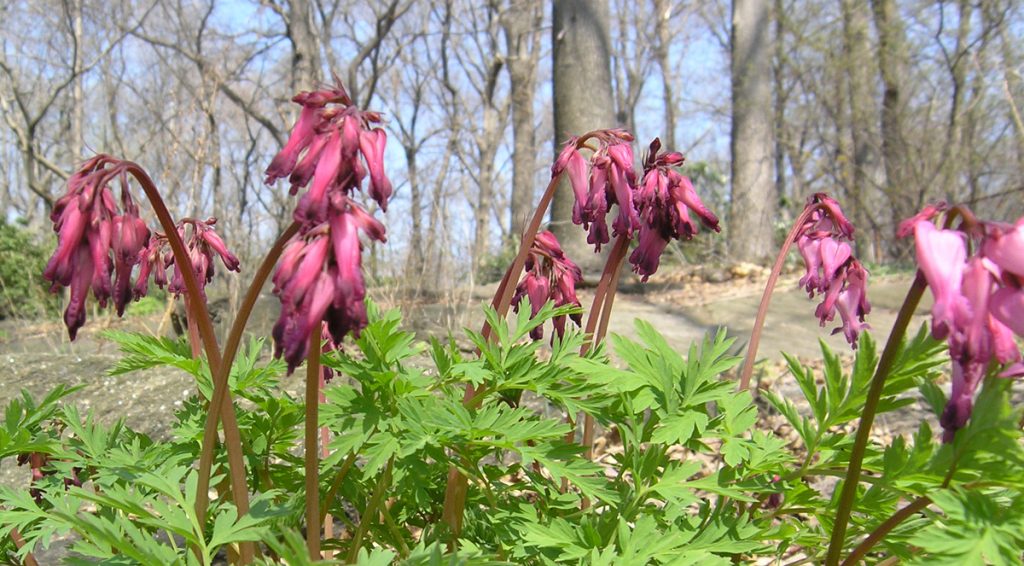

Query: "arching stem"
left=823, top=272, right=927, bottom=565
left=124, top=163, right=258, bottom=563
left=840, top=496, right=931, bottom=566
left=580, top=234, right=630, bottom=461
left=738, top=204, right=819, bottom=390
left=826, top=209, right=963, bottom=566
left=10, top=527, right=38, bottom=566
left=193, top=219, right=301, bottom=541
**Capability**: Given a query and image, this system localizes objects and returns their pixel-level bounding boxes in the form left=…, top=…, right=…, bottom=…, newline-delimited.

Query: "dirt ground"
left=0, top=264, right=975, bottom=562
left=0, top=266, right=942, bottom=490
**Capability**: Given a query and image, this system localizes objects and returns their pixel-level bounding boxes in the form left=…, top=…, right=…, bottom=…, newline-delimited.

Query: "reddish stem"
left=443, top=173, right=562, bottom=540
left=827, top=211, right=961, bottom=566
left=124, top=163, right=257, bottom=563
left=184, top=295, right=202, bottom=359
left=10, top=527, right=38, bottom=566
left=737, top=204, right=820, bottom=390
left=582, top=235, right=630, bottom=462
left=840, top=496, right=931, bottom=566
left=305, top=333, right=322, bottom=560
left=482, top=174, right=562, bottom=344
left=319, top=370, right=334, bottom=558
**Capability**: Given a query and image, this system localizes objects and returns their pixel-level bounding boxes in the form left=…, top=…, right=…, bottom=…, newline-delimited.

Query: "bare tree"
left=501, top=0, right=543, bottom=243
left=729, top=0, right=776, bottom=263
left=841, top=0, right=883, bottom=262
left=551, top=0, right=617, bottom=265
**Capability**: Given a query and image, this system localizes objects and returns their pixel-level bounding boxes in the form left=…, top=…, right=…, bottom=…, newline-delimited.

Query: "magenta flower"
left=551, top=129, right=640, bottom=251
left=903, top=207, right=1024, bottom=441
left=272, top=196, right=386, bottom=373
left=912, top=221, right=967, bottom=340
left=43, top=156, right=153, bottom=339
left=265, top=83, right=392, bottom=225
left=133, top=234, right=167, bottom=300
left=984, top=218, right=1024, bottom=281
left=164, top=218, right=241, bottom=299
left=267, top=82, right=392, bottom=371
left=794, top=193, right=871, bottom=347
left=512, top=231, right=583, bottom=341
left=629, top=138, right=720, bottom=280
left=552, top=138, right=589, bottom=224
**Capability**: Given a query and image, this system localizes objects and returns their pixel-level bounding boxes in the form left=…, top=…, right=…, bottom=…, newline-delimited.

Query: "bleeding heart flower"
left=43, top=156, right=156, bottom=339
left=628, top=138, right=720, bottom=281
left=792, top=194, right=870, bottom=347
left=512, top=230, right=583, bottom=341
left=902, top=205, right=1024, bottom=441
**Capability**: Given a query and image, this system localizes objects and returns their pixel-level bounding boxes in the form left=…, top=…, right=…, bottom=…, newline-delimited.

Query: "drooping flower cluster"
left=134, top=218, right=241, bottom=301
left=552, top=131, right=720, bottom=280
left=44, top=155, right=151, bottom=339
left=795, top=193, right=871, bottom=347
left=552, top=129, right=640, bottom=251
left=631, top=138, right=721, bottom=280
left=43, top=156, right=242, bottom=340
left=265, top=83, right=392, bottom=223
left=265, top=83, right=392, bottom=372
left=900, top=207, right=1024, bottom=441
left=512, top=231, right=583, bottom=340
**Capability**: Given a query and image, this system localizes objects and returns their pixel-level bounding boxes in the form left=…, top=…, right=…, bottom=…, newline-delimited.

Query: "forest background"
left=1, top=0, right=1022, bottom=317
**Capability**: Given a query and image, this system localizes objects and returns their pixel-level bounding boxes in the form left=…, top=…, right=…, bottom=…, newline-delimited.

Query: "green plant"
left=0, top=219, right=58, bottom=319
left=4, top=75, right=1024, bottom=566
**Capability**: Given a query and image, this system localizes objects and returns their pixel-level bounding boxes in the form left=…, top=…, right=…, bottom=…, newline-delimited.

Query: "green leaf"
left=651, top=411, right=710, bottom=445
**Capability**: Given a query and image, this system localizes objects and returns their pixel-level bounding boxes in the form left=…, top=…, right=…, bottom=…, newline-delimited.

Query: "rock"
left=730, top=261, right=768, bottom=279
left=705, top=267, right=731, bottom=283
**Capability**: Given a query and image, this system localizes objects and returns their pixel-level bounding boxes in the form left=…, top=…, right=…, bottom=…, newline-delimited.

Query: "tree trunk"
left=552, top=0, right=617, bottom=266
left=729, top=0, right=776, bottom=264
left=287, top=0, right=322, bottom=91
left=773, top=0, right=787, bottom=205
left=870, top=0, right=912, bottom=256
left=841, top=0, right=882, bottom=263
left=653, top=0, right=676, bottom=150
left=472, top=101, right=501, bottom=273
left=469, top=3, right=505, bottom=275
left=503, top=0, right=542, bottom=243
left=404, top=143, right=424, bottom=280
left=70, top=0, right=84, bottom=162
left=938, top=0, right=972, bottom=201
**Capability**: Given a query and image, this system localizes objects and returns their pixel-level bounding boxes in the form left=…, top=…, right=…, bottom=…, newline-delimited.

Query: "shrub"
left=0, top=219, right=57, bottom=319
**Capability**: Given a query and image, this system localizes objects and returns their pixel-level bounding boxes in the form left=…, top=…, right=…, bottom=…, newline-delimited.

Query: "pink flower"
left=133, top=235, right=166, bottom=300
left=271, top=196, right=386, bottom=373
left=552, top=129, right=640, bottom=252
left=512, top=231, right=583, bottom=341
left=896, top=201, right=947, bottom=238
left=165, top=218, right=241, bottom=299
left=265, top=83, right=392, bottom=226
left=43, top=156, right=154, bottom=339
left=833, top=262, right=870, bottom=345
left=902, top=205, right=1024, bottom=441
left=629, top=139, right=720, bottom=281
left=266, top=81, right=393, bottom=371
left=983, top=218, right=1024, bottom=278
left=359, top=128, right=392, bottom=211
left=913, top=221, right=967, bottom=340
left=990, top=287, right=1024, bottom=336
left=793, top=194, right=870, bottom=347
left=552, top=139, right=589, bottom=224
